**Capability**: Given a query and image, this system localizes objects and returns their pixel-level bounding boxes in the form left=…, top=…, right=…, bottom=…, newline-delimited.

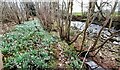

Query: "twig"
left=80, top=43, right=92, bottom=69
left=91, top=17, right=110, bottom=49
left=80, top=13, right=97, bottom=50
left=90, top=30, right=120, bottom=52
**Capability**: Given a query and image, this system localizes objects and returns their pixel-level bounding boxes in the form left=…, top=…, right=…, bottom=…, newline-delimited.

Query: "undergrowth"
left=0, top=19, right=57, bottom=69
left=0, top=19, right=84, bottom=70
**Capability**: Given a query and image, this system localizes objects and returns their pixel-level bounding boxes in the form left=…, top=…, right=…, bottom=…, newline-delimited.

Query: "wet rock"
left=113, top=41, right=120, bottom=45
left=86, top=61, right=105, bottom=70
left=88, top=33, right=97, bottom=38
left=79, top=51, right=90, bottom=58
left=114, top=23, right=120, bottom=30
left=112, top=37, right=120, bottom=42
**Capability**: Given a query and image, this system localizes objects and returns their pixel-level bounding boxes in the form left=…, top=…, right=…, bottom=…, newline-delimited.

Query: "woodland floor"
left=0, top=18, right=120, bottom=69
left=73, top=33, right=120, bottom=69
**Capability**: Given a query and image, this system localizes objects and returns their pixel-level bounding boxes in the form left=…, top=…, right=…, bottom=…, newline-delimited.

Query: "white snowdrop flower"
left=17, top=65, right=21, bottom=68
left=59, top=63, right=62, bottom=66
left=65, top=61, right=69, bottom=64
left=45, top=47, right=47, bottom=49
left=31, top=56, right=34, bottom=57
left=59, top=58, right=61, bottom=61
left=50, top=51, right=53, bottom=54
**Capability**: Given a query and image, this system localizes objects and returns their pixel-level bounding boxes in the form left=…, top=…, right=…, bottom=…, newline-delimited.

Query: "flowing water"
left=71, top=21, right=120, bottom=70
left=71, top=21, right=120, bottom=45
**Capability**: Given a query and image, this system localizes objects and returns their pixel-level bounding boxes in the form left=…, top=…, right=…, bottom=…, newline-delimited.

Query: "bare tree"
left=80, top=0, right=96, bottom=51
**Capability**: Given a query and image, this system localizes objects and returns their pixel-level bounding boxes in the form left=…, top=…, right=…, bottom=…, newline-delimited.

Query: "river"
left=71, top=21, right=120, bottom=45
left=71, top=21, right=120, bottom=70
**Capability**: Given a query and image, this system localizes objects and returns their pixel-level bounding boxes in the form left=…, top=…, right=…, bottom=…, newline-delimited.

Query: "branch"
left=90, top=30, right=120, bottom=52
left=80, top=12, right=98, bottom=51
left=69, top=31, right=83, bottom=45
left=91, top=0, right=118, bottom=50
left=91, top=17, right=110, bottom=50
left=95, top=2, right=106, bottom=19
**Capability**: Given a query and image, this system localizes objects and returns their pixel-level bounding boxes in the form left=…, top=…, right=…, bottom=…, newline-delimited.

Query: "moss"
left=73, top=12, right=82, bottom=16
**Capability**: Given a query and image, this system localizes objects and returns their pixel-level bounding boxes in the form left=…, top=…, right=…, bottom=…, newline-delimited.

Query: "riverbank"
left=71, top=21, right=120, bottom=69
left=0, top=17, right=120, bottom=69
left=0, top=18, right=88, bottom=69
left=72, top=13, right=120, bottom=30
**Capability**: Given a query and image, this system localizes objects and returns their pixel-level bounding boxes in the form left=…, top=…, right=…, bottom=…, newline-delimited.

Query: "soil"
left=73, top=35, right=120, bottom=69
left=0, top=22, right=16, bottom=34
left=0, top=20, right=120, bottom=70
left=0, top=22, right=17, bottom=70
left=92, top=44, right=120, bottom=69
